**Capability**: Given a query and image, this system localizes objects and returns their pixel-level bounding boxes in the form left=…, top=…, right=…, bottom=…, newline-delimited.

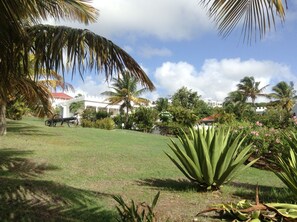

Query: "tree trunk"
left=0, top=99, right=7, bottom=135
left=125, top=106, right=129, bottom=129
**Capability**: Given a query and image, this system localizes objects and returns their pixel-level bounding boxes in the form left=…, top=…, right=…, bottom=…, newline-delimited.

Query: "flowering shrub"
left=222, top=121, right=294, bottom=159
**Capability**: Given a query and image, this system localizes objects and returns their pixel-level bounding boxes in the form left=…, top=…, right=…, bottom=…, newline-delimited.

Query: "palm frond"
left=200, top=0, right=287, bottom=42
left=27, top=25, right=155, bottom=90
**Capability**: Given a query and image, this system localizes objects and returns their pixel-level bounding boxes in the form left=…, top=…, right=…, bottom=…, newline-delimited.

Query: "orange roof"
left=200, top=114, right=220, bottom=122
left=52, top=92, right=73, bottom=100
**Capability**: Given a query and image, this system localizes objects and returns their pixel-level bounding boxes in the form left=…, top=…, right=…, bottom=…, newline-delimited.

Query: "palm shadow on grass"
left=7, top=120, right=55, bottom=136
left=137, top=178, right=205, bottom=192
left=229, top=181, right=296, bottom=203
left=0, top=148, right=116, bottom=221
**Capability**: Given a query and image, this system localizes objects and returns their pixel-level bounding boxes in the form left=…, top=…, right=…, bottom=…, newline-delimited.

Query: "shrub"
left=80, top=119, right=94, bottom=128
left=132, top=107, right=158, bottom=132
left=273, top=132, right=297, bottom=195
left=165, top=127, right=258, bottom=190
left=159, top=111, right=173, bottom=123
left=113, top=192, right=160, bottom=222
left=95, top=110, right=111, bottom=120
left=94, top=118, right=115, bottom=130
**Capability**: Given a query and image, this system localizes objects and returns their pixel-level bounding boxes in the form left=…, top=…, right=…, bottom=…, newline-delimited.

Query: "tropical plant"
left=171, top=87, right=201, bottom=110
left=273, top=132, right=297, bottom=195
left=154, top=97, right=169, bottom=112
left=113, top=192, right=160, bottom=222
left=165, top=127, right=258, bottom=190
left=237, top=76, right=268, bottom=105
left=199, top=0, right=287, bottom=42
left=0, top=0, right=154, bottom=135
left=132, top=107, right=158, bottom=132
left=102, top=72, right=150, bottom=128
left=94, top=117, right=115, bottom=130
left=268, top=81, right=297, bottom=113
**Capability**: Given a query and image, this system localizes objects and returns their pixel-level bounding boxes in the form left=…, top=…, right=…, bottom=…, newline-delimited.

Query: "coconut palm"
left=200, top=0, right=287, bottom=41
left=268, top=81, right=297, bottom=113
left=237, top=76, right=268, bottom=105
left=0, top=0, right=154, bottom=135
left=102, top=72, right=150, bottom=128
left=7, top=54, right=75, bottom=119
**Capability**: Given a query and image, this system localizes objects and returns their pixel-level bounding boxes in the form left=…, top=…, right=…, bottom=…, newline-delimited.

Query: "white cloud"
left=69, top=75, right=111, bottom=97
left=138, top=46, right=172, bottom=58
left=88, top=0, right=212, bottom=40
left=154, top=58, right=297, bottom=102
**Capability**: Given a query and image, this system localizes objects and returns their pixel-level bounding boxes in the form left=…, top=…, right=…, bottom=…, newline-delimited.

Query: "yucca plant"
left=112, top=192, right=160, bottom=222
left=273, top=132, right=297, bottom=195
left=165, top=127, right=258, bottom=190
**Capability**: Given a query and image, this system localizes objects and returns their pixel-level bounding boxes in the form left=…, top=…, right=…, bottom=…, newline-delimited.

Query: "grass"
left=0, top=117, right=295, bottom=221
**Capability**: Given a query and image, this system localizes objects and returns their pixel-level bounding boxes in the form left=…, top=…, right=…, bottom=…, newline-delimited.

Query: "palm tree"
left=7, top=54, right=75, bottom=119
left=268, top=81, right=297, bottom=113
left=0, top=0, right=155, bottom=135
left=224, top=90, right=249, bottom=119
left=199, top=0, right=287, bottom=42
left=102, top=72, right=150, bottom=128
left=237, top=76, right=268, bottom=105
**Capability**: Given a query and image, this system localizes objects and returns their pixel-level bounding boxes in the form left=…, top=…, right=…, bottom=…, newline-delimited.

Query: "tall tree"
left=237, top=76, right=268, bottom=105
left=171, top=87, right=201, bottom=110
left=268, top=81, right=297, bottom=113
left=102, top=72, right=150, bottom=128
left=0, top=0, right=154, bottom=135
left=200, top=0, right=287, bottom=42
left=155, top=98, right=169, bottom=112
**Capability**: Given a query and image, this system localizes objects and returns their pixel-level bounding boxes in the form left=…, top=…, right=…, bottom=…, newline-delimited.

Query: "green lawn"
left=0, top=117, right=292, bottom=221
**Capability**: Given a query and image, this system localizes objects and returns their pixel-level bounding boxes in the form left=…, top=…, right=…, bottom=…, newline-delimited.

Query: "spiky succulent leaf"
left=166, top=126, right=256, bottom=189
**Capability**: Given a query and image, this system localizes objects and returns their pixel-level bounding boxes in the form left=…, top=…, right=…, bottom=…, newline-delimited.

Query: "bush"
left=273, top=132, right=297, bottom=195
left=223, top=121, right=291, bottom=159
left=94, top=118, right=115, bottom=130
left=132, top=107, right=158, bottom=132
left=95, top=110, right=111, bottom=120
left=80, top=119, right=94, bottom=128
left=165, top=127, right=257, bottom=190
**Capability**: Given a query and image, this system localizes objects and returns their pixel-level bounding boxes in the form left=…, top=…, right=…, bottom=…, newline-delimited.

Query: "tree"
left=200, top=0, right=287, bottom=42
left=268, top=81, right=297, bottom=113
left=0, top=0, right=154, bottom=135
left=102, top=72, right=150, bottom=128
left=171, top=87, right=201, bottom=110
left=155, top=97, right=169, bottom=112
left=224, top=90, right=253, bottom=120
left=237, top=76, right=268, bottom=105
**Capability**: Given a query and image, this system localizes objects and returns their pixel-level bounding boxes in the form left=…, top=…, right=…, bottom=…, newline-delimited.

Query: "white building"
left=52, top=93, right=121, bottom=118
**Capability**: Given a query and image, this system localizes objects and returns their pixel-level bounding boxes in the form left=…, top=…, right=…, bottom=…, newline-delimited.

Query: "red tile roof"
left=51, top=92, right=73, bottom=100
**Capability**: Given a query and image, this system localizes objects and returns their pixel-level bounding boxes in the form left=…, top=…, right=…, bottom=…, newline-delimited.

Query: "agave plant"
left=165, top=127, right=258, bottom=190
left=112, top=192, right=160, bottom=222
left=273, top=132, right=297, bottom=194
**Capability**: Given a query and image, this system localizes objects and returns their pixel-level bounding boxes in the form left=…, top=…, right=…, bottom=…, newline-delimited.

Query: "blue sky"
left=57, top=0, right=297, bottom=103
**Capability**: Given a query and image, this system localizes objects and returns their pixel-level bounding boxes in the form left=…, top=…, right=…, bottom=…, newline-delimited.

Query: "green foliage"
left=198, top=199, right=297, bottom=222
left=96, top=110, right=111, bottom=120
left=6, top=98, right=29, bottom=120
left=159, top=111, right=173, bottom=123
left=94, top=118, right=115, bottom=130
left=154, top=97, right=169, bottom=112
left=171, top=86, right=201, bottom=110
left=113, top=192, right=160, bottom=222
left=168, top=106, right=197, bottom=127
left=80, top=119, right=94, bottom=128
left=165, top=127, right=258, bottom=190
left=224, top=121, right=289, bottom=159
left=259, top=107, right=292, bottom=128
left=132, top=107, right=158, bottom=132
left=273, top=132, right=297, bottom=195
left=69, top=101, right=84, bottom=114
left=81, top=107, right=97, bottom=121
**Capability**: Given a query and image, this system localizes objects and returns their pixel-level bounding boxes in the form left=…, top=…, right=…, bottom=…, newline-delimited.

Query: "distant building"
left=203, top=98, right=223, bottom=108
